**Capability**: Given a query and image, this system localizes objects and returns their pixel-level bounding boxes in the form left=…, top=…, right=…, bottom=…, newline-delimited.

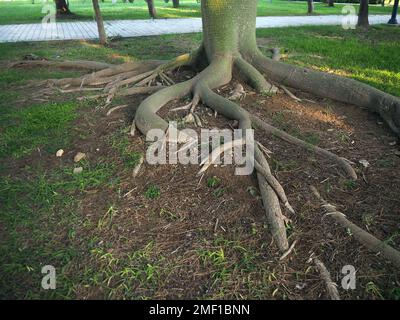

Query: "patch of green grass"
left=389, top=287, right=400, bottom=300
left=145, top=185, right=161, bottom=200
left=257, top=25, right=400, bottom=96
left=377, top=156, right=396, bottom=168
left=109, top=128, right=143, bottom=169
left=213, top=187, right=226, bottom=198
left=384, top=231, right=400, bottom=246
left=196, top=237, right=265, bottom=297
left=0, top=102, right=78, bottom=159
left=0, top=0, right=393, bottom=25
left=0, top=157, right=116, bottom=298
left=342, top=178, right=357, bottom=191
left=365, top=281, right=384, bottom=300
left=206, top=176, right=221, bottom=188
left=303, top=132, right=320, bottom=146
left=87, top=241, right=161, bottom=298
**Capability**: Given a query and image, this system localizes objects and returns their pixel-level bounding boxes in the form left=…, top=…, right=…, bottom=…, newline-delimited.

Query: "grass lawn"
left=0, top=25, right=399, bottom=299
left=0, top=0, right=394, bottom=25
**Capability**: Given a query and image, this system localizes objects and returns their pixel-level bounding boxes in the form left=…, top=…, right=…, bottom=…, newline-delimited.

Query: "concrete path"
left=0, top=15, right=391, bottom=43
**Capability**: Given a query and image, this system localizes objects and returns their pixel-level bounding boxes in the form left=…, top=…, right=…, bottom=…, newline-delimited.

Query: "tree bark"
left=388, top=0, right=399, bottom=24
left=172, top=0, right=180, bottom=8
left=307, top=0, right=314, bottom=14
left=54, top=0, right=71, bottom=15
left=92, top=0, right=107, bottom=45
left=328, top=0, right=334, bottom=6
left=358, top=0, right=370, bottom=27
left=146, top=0, right=157, bottom=19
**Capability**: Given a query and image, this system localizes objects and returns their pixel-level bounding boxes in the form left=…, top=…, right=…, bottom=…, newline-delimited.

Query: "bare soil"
left=3, top=66, right=400, bottom=300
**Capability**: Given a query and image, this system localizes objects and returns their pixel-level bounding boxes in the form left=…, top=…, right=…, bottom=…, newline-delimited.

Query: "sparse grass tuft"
left=206, top=176, right=221, bottom=188
left=109, top=128, right=143, bottom=169
left=145, top=185, right=161, bottom=200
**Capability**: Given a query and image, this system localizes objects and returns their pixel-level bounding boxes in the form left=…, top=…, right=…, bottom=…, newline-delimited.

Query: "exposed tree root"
left=118, top=86, right=165, bottom=97
left=195, top=75, right=291, bottom=252
left=51, top=60, right=165, bottom=88
left=10, top=59, right=113, bottom=71
left=106, top=104, right=128, bottom=116
left=279, top=84, right=302, bottom=102
left=251, top=53, right=400, bottom=137
left=250, top=114, right=358, bottom=180
left=312, top=255, right=341, bottom=300
left=132, top=155, right=144, bottom=178
left=234, top=57, right=277, bottom=94
left=41, top=39, right=399, bottom=257
left=311, top=186, right=400, bottom=268
left=279, top=239, right=298, bottom=261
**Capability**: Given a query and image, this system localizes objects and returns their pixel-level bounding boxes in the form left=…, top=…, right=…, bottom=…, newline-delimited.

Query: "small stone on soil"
left=74, top=152, right=86, bottom=163
left=359, top=159, right=370, bottom=168
left=73, top=167, right=83, bottom=174
left=56, top=149, right=64, bottom=157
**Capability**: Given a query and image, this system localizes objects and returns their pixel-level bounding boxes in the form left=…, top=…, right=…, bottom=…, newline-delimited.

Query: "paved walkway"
left=0, top=15, right=391, bottom=43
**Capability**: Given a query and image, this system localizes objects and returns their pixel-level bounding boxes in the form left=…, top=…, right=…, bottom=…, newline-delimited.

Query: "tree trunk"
left=146, top=0, right=157, bottom=19
left=172, top=0, right=179, bottom=8
left=388, top=0, right=399, bottom=24
left=92, top=0, right=107, bottom=45
left=358, top=0, right=370, bottom=27
left=328, top=0, right=334, bottom=6
left=307, top=0, right=314, bottom=14
left=54, top=0, right=71, bottom=15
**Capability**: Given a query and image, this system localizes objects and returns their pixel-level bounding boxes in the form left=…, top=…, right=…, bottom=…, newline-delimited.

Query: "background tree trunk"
left=92, top=0, right=107, bottom=45
left=55, top=0, right=71, bottom=15
left=388, top=0, right=399, bottom=24
left=328, top=0, right=334, bottom=6
left=146, top=0, right=157, bottom=19
left=172, top=0, right=179, bottom=8
left=358, top=0, right=370, bottom=27
left=307, top=0, right=314, bottom=13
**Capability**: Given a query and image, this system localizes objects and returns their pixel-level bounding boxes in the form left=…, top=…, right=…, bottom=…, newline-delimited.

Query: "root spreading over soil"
left=7, top=53, right=400, bottom=298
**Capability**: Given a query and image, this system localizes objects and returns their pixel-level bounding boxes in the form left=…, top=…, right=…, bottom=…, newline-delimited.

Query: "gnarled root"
left=31, top=54, right=198, bottom=107
left=48, top=42, right=398, bottom=257
left=134, top=55, right=292, bottom=252
left=10, top=59, right=113, bottom=71
left=312, top=255, right=341, bottom=300
left=311, top=186, right=400, bottom=268
left=251, top=52, right=400, bottom=137
left=250, top=114, right=358, bottom=180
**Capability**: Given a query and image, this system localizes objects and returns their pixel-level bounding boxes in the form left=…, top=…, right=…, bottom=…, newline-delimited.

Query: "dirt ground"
left=2, top=64, right=400, bottom=300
